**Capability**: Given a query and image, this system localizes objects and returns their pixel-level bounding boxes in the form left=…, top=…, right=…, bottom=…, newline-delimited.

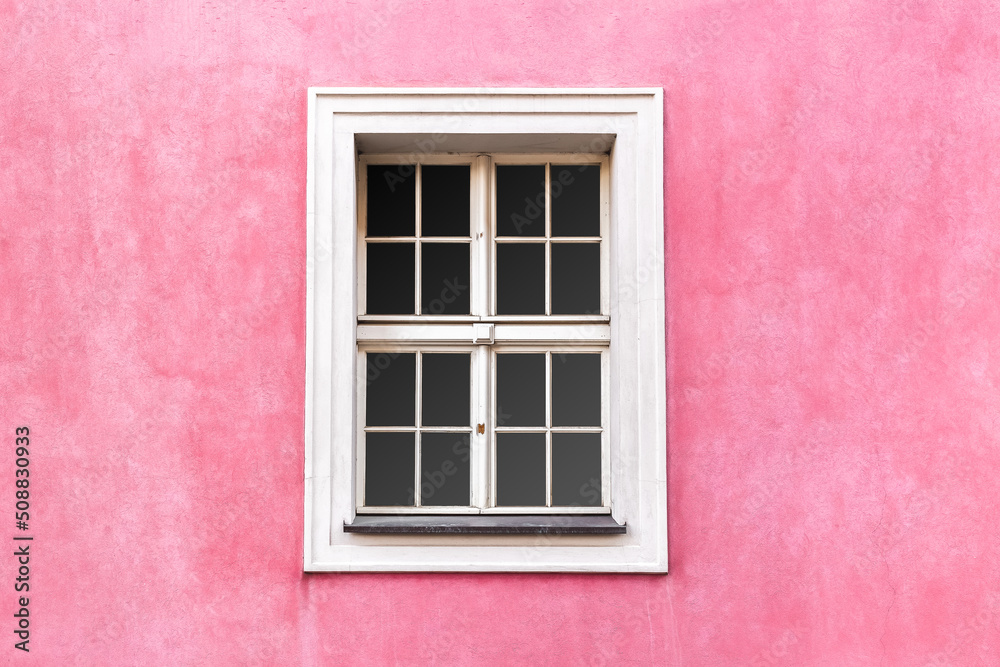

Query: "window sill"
left=344, top=514, right=626, bottom=535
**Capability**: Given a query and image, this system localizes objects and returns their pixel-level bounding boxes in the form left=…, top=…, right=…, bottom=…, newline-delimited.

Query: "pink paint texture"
left=3, top=0, right=1000, bottom=664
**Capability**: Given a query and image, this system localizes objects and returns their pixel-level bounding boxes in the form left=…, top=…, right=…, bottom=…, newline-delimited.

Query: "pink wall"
left=3, top=0, right=1000, bottom=664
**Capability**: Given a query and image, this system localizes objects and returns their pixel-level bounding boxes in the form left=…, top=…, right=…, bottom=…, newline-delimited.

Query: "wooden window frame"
left=305, top=88, right=667, bottom=572
left=357, top=154, right=610, bottom=515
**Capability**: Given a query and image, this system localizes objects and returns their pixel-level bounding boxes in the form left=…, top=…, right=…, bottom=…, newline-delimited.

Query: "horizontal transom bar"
left=357, top=322, right=610, bottom=344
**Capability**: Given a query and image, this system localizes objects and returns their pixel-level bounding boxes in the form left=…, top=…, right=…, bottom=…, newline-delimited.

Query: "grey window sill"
left=344, top=514, right=626, bottom=535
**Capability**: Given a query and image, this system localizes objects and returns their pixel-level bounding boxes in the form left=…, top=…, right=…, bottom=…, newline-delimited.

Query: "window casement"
left=356, top=155, right=611, bottom=517
left=306, top=89, right=666, bottom=572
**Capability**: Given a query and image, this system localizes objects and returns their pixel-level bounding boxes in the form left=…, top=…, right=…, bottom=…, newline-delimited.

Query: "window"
left=306, top=89, right=666, bottom=572
left=356, top=156, right=610, bottom=516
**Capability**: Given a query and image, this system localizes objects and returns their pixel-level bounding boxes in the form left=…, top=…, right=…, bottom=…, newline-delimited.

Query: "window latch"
left=477, top=424, right=485, bottom=435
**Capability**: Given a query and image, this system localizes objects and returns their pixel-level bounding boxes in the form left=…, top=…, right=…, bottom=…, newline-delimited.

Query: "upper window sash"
left=357, top=153, right=609, bottom=327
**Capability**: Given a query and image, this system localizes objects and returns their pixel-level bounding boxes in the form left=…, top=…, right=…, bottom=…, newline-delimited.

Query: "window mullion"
left=473, top=154, right=491, bottom=319
left=488, top=349, right=497, bottom=508
left=545, top=350, right=552, bottom=507
left=415, top=163, right=422, bottom=315
left=414, top=350, right=422, bottom=507
left=471, top=155, right=491, bottom=510
left=544, top=162, right=551, bottom=316
left=473, top=345, right=488, bottom=509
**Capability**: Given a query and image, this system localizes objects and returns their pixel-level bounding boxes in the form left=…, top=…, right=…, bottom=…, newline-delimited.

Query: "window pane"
left=552, top=353, right=601, bottom=427
left=422, top=353, right=470, bottom=427
left=496, top=165, right=545, bottom=237
left=366, top=352, right=415, bottom=426
left=496, top=353, right=545, bottom=427
left=367, top=165, right=415, bottom=237
left=421, top=433, right=471, bottom=506
left=552, top=433, right=602, bottom=506
left=496, top=433, right=546, bottom=506
left=367, top=243, right=415, bottom=315
left=551, top=165, right=600, bottom=237
left=422, top=165, right=470, bottom=237
left=421, top=243, right=470, bottom=315
left=496, top=243, right=544, bottom=315
left=365, top=432, right=415, bottom=506
left=551, top=243, right=600, bottom=315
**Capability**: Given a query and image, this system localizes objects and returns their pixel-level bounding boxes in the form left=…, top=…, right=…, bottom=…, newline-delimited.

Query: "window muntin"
left=492, top=160, right=606, bottom=318
left=361, top=349, right=474, bottom=509
left=492, top=350, right=606, bottom=509
left=357, top=154, right=610, bottom=514
left=363, top=162, right=472, bottom=316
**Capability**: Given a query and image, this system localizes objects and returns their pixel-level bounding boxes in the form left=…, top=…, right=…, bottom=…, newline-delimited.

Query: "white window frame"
left=305, top=88, right=666, bottom=572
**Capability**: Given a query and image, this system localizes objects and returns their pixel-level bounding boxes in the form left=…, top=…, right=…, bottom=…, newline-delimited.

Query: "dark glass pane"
left=496, top=165, right=545, bottom=237
left=496, top=433, right=546, bottom=506
left=422, top=165, right=470, bottom=237
left=365, top=432, right=415, bottom=506
left=421, top=433, right=471, bottom=506
left=551, top=243, right=599, bottom=315
left=552, top=433, right=602, bottom=507
left=422, top=353, right=470, bottom=427
left=496, top=243, right=544, bottom=315
left=421, top=243, right=470, bottom=315
left=367, top=165, right=415, bottom=237
left=552, top=353, right=601, bottom=426
left=367, top=243, right=415, bottom=315
left=366, top=352, right=415, bottom=426
left=551, top=165, right=600, bottom=237
left=496, top=353, right=545, bottom=427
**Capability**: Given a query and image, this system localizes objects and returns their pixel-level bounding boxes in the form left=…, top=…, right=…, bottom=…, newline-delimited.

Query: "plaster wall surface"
left=3, top=1, right=1000, bottom=664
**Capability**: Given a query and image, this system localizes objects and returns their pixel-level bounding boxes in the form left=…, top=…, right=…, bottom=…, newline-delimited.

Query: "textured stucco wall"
left=3, top=0, right=1000, bottom=664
